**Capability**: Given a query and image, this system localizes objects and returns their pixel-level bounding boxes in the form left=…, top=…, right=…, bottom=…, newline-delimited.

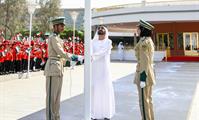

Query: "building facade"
left=92, top=0, right=199, bottom=61
left=154, top=22, right=199, bottom=57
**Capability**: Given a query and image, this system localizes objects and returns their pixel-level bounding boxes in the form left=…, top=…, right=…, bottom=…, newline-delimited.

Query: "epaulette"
left=53, top=33, right=58, bottom=36
left=141, top=37, right=146, bottom=41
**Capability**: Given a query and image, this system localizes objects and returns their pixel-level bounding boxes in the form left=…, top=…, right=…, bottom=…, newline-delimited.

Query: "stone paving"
left=0, top=62, right=199, bottom=120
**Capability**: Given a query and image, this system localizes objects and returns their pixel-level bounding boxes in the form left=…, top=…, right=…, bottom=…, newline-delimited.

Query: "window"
left=183, top=32, right=199, bottom=51
left=177, top=33, right=183, bottom=50
left=183, top=32, right=199, bottom=56
left=156, top=33, right=170, bottom=51
left=169, top=33, right=174, bottom=50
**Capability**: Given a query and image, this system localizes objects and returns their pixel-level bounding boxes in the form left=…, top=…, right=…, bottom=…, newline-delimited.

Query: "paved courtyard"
left=0, top=62, right=199, bottom=120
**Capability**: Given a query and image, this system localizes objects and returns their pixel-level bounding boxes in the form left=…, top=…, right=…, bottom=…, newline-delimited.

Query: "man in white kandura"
left=117, top=41, right=124, bottom=61
left=91, top=26, right=115, bottom=120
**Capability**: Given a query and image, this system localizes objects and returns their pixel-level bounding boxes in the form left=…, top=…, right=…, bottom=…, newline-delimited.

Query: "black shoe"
left=91, top=118, right=97, bottom=120
left=104, top=118, right=110, bottom=120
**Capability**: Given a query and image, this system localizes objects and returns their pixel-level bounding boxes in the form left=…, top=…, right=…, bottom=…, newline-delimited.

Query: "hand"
left=140, top=81, right=146, bottom=88
left=61, top=58, right=66, bottom=64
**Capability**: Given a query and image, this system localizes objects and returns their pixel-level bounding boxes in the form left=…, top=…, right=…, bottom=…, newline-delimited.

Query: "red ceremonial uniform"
left=0, top=49, right=5, bottom=63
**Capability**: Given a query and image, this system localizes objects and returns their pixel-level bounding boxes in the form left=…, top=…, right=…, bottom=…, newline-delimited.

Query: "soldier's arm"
left=51, top=36, right=70, bottom=60
left=139, top=41, right=150, bottom=74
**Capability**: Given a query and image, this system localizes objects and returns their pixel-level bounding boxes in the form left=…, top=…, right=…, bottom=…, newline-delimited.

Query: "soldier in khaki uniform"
left=44, top=17, right=71, bottom=120
left=134, top=20, right=156, bottom=120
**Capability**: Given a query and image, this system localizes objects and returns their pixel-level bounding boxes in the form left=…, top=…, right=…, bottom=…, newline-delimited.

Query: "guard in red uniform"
left=4, top=41, right=13, bottom=74
left=0, top=43, right=5, bottom=75
left=15, top=42, right=23, bottom=73
left=34, top=43, right=42, bottom=70
left=41, top=43, right=48, bottom=70
left=22, top=44, right=29, bottom=72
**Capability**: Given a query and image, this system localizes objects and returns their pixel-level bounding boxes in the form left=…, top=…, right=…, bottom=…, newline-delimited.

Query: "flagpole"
left=84, top=0, right=91, bottom=120
left=27, top=12, right=32, bottom=78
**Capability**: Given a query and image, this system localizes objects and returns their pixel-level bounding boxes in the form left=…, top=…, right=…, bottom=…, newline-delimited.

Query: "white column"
left=84, top=0, right=92, bottom=120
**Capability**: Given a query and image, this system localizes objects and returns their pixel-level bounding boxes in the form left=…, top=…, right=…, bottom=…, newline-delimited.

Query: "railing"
left=94, top=0, right=199, bottom=12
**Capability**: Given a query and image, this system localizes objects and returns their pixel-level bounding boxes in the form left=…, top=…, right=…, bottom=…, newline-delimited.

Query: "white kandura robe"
left=117, top=43, right=124, bottom=61
left=91, top=39, right=115, bottom=119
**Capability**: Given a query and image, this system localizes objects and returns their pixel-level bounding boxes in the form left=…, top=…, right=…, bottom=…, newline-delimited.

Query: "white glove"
left=140, top=81, right=146, bottom=88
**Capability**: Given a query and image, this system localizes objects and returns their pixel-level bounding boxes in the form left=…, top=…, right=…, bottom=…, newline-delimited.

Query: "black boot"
left=91, top=118, right=97, bottom=120
left=104, top=118, right=110, bottom=120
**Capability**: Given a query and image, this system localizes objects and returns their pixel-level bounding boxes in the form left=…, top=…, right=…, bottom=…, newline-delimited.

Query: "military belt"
left=49, top=56, right=60, bottom=61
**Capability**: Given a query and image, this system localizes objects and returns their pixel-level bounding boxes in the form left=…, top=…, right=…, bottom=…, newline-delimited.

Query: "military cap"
left=51, top=17, right=65, bottom=25
left=137, top=19, right=154, bottom=30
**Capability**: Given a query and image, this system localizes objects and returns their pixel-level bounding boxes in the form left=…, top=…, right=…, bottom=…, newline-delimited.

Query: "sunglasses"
left=97, top=26, right=105, bottom=30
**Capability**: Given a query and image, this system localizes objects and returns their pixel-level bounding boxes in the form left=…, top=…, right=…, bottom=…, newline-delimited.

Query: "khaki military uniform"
left=44, top=33, right=70, bottom=120
left=134, top=37, right=155, bottom=120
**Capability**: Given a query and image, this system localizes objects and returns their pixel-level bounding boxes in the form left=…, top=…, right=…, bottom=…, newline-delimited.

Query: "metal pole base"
left=26, top=72, right=30, bottom=79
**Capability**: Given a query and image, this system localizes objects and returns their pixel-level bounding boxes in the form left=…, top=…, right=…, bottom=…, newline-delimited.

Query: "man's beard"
left=97, top=30, right=106, bottom=35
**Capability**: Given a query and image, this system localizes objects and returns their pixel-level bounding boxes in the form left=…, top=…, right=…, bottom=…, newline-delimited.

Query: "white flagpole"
left=84, top=0, right=92, bottom=120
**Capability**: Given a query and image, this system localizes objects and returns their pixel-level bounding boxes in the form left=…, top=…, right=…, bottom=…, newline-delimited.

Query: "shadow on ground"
left=19, top=62, right=199, bottom=120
